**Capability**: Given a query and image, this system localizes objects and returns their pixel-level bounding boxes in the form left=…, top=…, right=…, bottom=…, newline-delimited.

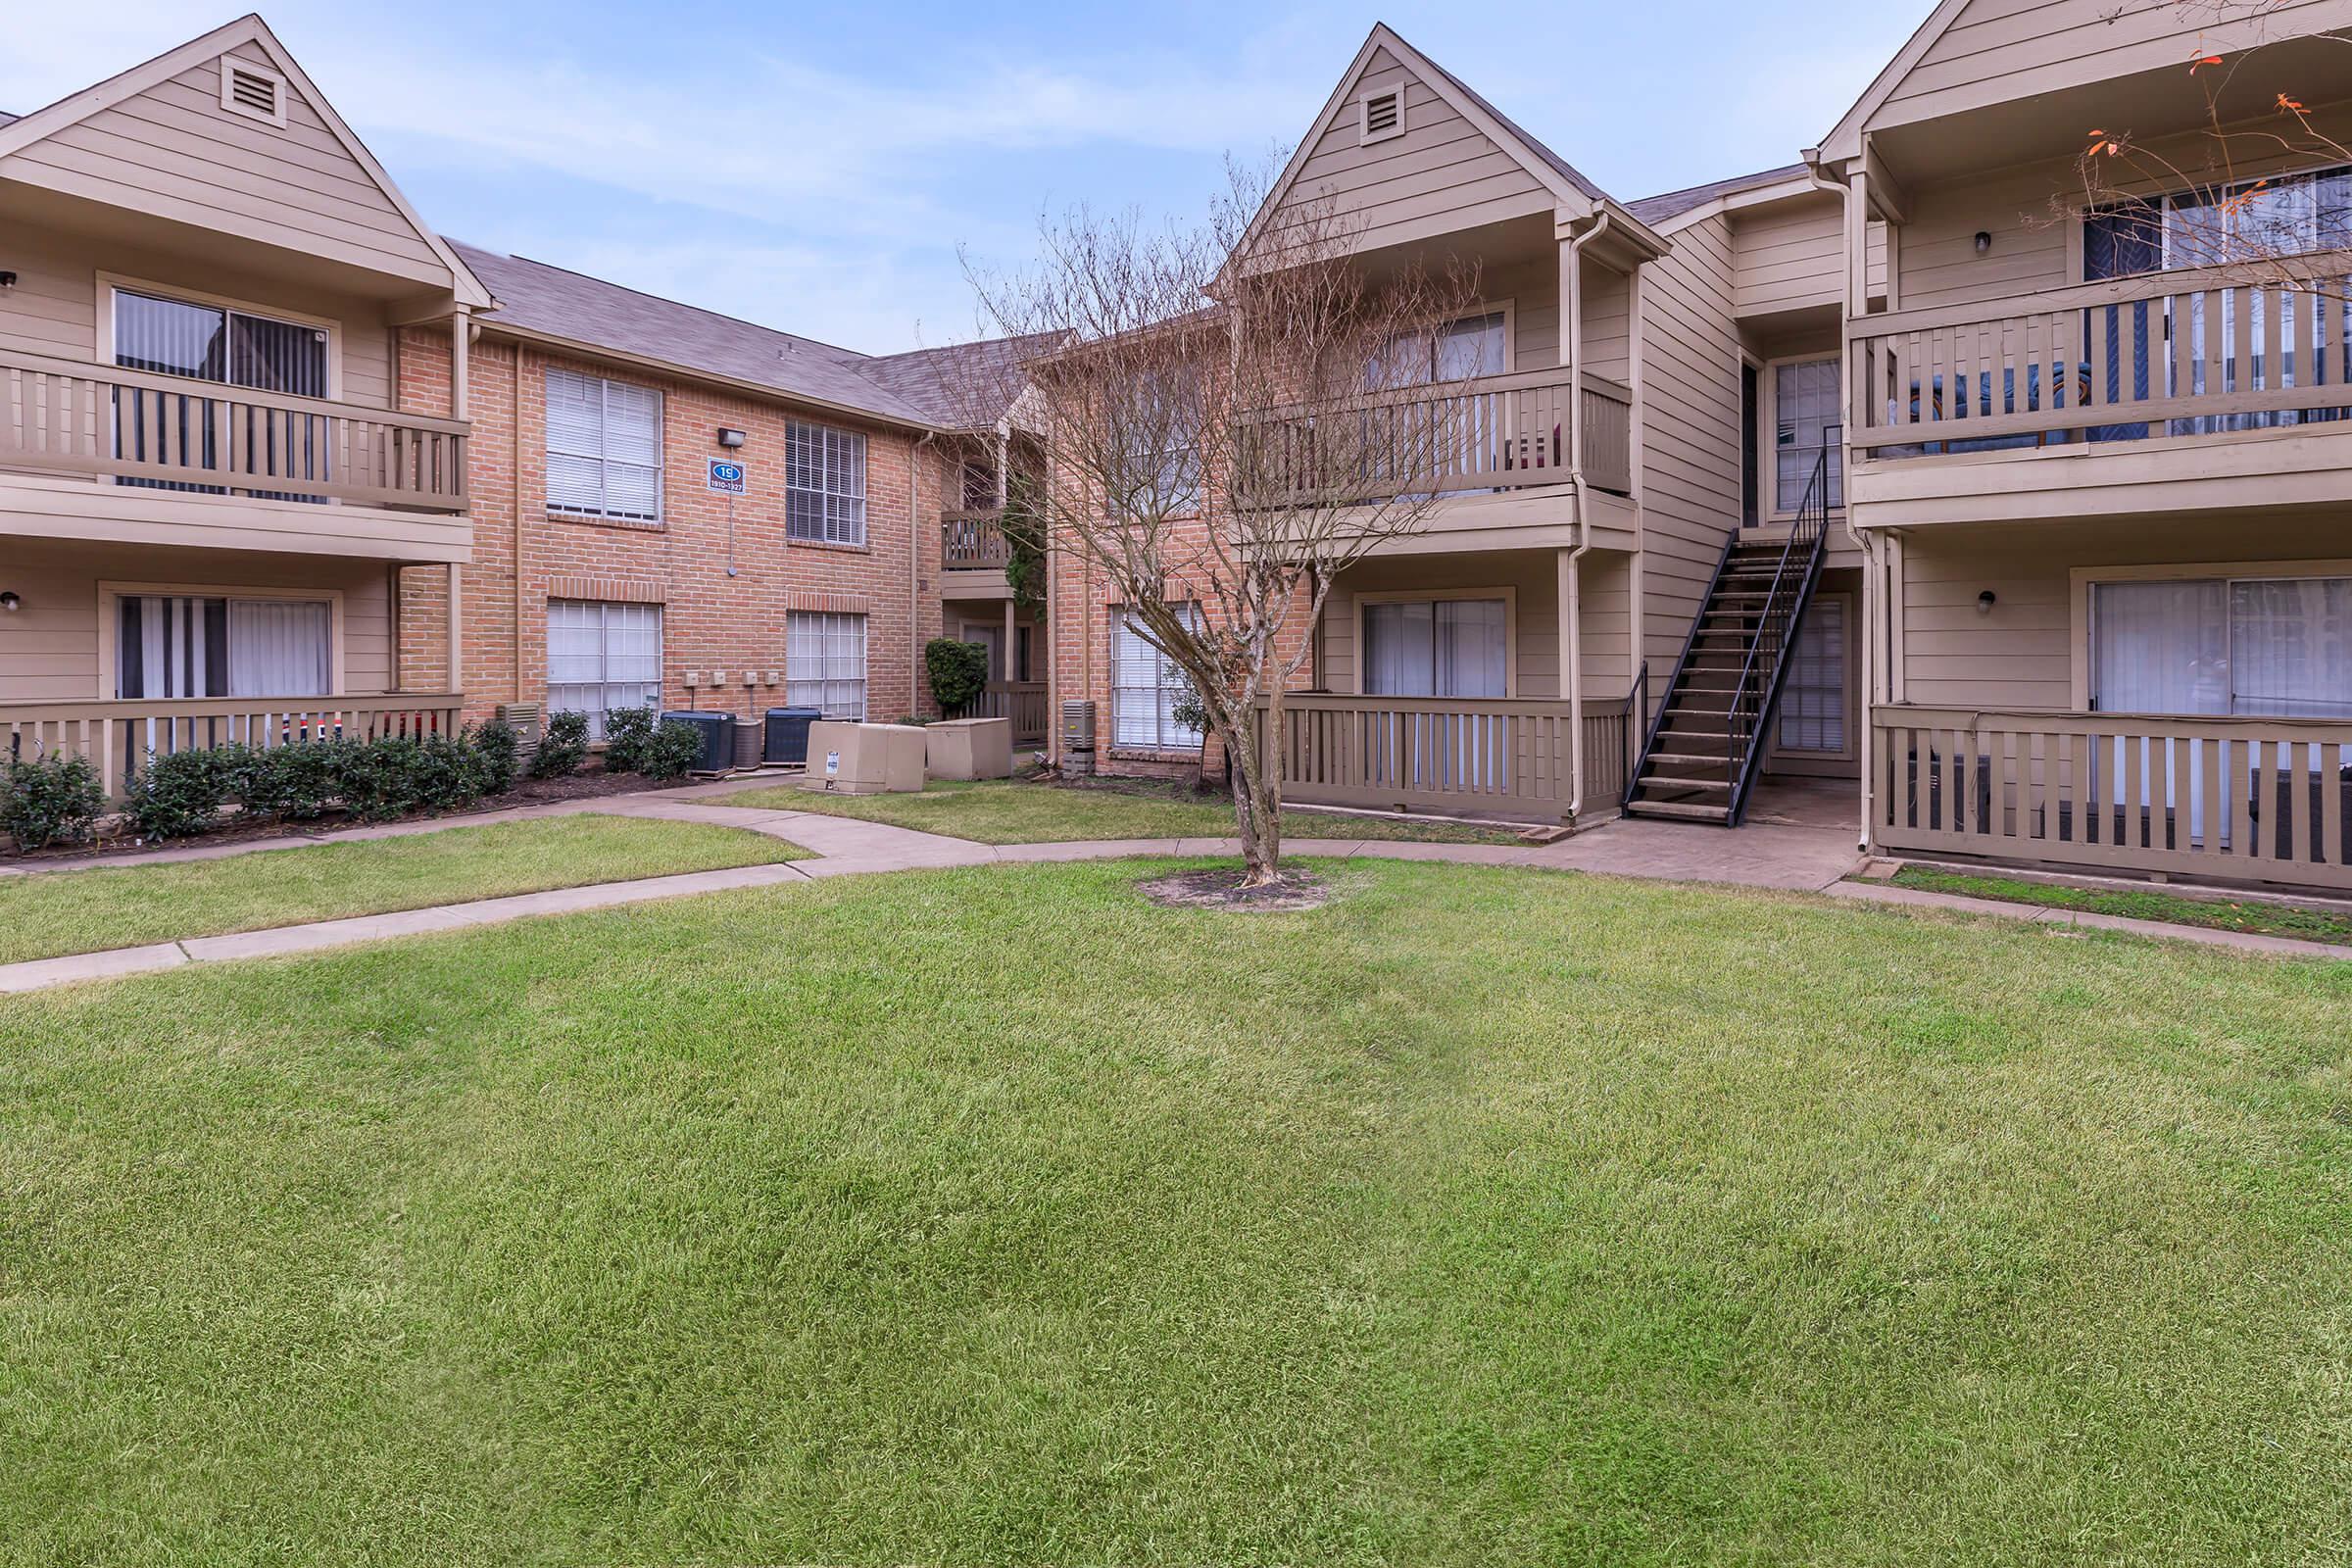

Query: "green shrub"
left=239, top=741, right=346, bottom=821
left=468, top=721, right=519, bottom=796
left=602, top=705, right=659, bottom=774
left=531, top=710, right=589, bottom=780
left=926, top=638, right=990, bottom=713
left=331, top=736, right=423, bottom=822
left=639, top=719, right=706, bottom=782
left=1, top=752, right=107, bottom=851
left=122, top=747, right=233, bottom=841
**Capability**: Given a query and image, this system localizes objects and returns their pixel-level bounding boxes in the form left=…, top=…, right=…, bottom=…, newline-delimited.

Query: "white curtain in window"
left=1362, top=599, right=1506, bottom=697
left=227, top=599, right=329, bottom=696
left=787, top=611, right=867, bottom=718
left=119, top=595, right=225, bottom=699
left=2230, top=577, right=2352, bottom=718
left=2092, top=580, right=2230, bottom=716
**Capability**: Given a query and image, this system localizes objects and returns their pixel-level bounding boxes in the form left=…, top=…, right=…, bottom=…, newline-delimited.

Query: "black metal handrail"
left=1622, top=661, right=1648, bottom=798
left=1724, top=449, right=1831, bottom=824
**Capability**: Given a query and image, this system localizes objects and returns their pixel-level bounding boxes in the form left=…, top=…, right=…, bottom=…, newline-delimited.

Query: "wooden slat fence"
left=1874, top=707, right=2352, bottom=892
left=2, top=693, right=466, bottom=801
left=941, top=509, right=1012, bottom=569
left=1254, top=693, right=1628, bottom=821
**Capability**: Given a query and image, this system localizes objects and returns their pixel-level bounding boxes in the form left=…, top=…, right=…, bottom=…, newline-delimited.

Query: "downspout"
left=912, top=428, right=937, bottom=715
left=1562, top=208, right=1611, bottom=824
left=1810, top=153, right=1877, bottom=852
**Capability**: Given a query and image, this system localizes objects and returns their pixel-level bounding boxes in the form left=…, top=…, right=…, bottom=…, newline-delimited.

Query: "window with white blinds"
left=1112, top=604, right=1203, bottom=752
left=546, top=368, right=662, bottom=521
left=546, top=600, right=662, bottom=739
left=115, top=595, right=330, bottom=699
left=1778, top=597, right=1846, bottom=754
left=786, top=422, right=866, bottom=544
left=787, top=611, right=868, bottom=718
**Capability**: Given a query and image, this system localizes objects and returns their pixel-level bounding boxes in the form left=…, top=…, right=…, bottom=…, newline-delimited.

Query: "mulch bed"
left=2, top=769, right=667, bottom=866
left=1138, top=866, right=1331, bottom=911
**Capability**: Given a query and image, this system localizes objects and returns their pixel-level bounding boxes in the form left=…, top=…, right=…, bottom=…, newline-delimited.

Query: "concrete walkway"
left=3, top=777, right=2344, bottom=995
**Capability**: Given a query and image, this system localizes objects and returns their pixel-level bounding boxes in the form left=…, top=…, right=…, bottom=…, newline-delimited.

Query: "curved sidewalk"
left=4, top=786, right=2345, bottom=995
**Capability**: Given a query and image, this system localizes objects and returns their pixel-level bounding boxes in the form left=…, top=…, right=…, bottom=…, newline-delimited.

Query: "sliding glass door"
left=114, top=289, right=331, bottom=497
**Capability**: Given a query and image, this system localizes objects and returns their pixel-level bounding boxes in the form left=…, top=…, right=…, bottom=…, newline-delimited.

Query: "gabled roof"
left=1814, top=0, right=1969, bottom=165
left=1241, top=24, right=1666, bottom=263
left=858, top=332, right=1065, bottom=427
left=0, top=15, right=491, bottom=309
left=454, top=240, right=1037, bottom=432
left=1628, top=164, right=1812, bottom=227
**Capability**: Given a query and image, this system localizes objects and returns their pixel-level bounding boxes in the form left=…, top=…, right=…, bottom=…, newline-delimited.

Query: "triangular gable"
left=1240, top=24, right=1616, bottom=264
left=1819, top=0, right=2352, bottom=164
left=0, top=15, right=490, bottom=308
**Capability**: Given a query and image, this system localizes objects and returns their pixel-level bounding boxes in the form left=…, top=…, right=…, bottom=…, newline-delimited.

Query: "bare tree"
left=934, top=163, right=1481, bottom=887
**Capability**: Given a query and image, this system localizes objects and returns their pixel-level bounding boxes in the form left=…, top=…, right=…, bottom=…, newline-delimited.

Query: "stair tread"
left=1626, top=800, right=1734, bottom=822
left=1640, top=774, right=1733, bottom=792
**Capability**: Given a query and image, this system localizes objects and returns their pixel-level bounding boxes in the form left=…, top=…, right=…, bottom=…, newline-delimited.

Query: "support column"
left=450, top=307, right=470, bottom=417
left=1559, top=545, right=1584, bottom=823
left=446, top=562, right=464, bottom=700
left=1004, top=598, right=1016, bottom=682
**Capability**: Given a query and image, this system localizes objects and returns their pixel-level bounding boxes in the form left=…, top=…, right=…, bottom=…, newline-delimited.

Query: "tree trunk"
left=1230, top=689, right=1286, bottom=886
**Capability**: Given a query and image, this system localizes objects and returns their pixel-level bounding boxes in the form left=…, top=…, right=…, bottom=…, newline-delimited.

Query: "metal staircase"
left=1624, top=452, right=1831, bottom=826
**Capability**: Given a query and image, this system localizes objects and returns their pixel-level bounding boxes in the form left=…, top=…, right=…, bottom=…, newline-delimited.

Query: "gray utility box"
left=801, top=721, right=927, bottom=796
left=661, top=710, right=737, bottom=774
left=926, top=716, right=1013, bottom=781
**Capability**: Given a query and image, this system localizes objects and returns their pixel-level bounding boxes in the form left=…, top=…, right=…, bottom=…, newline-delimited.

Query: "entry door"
left=114, top=289, right=330, bottom=495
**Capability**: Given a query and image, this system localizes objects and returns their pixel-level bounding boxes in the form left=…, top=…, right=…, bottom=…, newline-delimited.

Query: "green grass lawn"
left=728, top=774, right=1526, bottom=845
left=0, top=812, right=802, bottom=965
left=1892, top=863, right=2352, bottom=946
left=3, top=860, right=2348, bottom=1565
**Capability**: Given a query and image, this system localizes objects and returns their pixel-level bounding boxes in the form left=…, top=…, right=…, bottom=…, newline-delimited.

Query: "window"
left=547, top=599, right=662, bottom=739
left=1106, top=370, right=1201, bottom=518
left=113, top=288, right=330, bottom=498
left=2092, top=575, right=2352, bottom=718
left=1361, top=598, right=1507, bottom=698
left=1368, top=311, right=1508, bottom=390
left=788, top=611, right=868, bottom=718
left=959, top=458, right=999, bottom=513
left=786, top=422, right=867, bottom=544
left=546, top=368, right=662, bottom=521
left=116, top=594, right=330, bottom=699
left=1112, top=605, right=1203, bottom=751
left=1779, top=597, right=1846, bottom=753
left=1772, top=358, right=1843, bottom=513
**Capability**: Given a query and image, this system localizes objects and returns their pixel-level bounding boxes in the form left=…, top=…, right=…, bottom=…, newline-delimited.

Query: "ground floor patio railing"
left=1254, top=693, right=1630, bottom=822
left=2, top=693, right=466, bottom=800
left=1872, top=707, right=2352, bottom=892
left=959, top=680, right=1048, bottom=747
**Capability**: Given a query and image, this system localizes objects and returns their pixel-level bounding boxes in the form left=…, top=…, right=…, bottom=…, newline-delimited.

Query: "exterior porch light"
left=0, top=592, right=19, bottom=612
left=1974, top=231, right=1992, bottom=255
left=1977, top=590, right=1997, bottom=615
left=716, top=426, right=747, bottom=448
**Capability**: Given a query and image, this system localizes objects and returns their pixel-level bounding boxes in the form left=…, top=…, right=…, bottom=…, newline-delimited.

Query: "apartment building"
left=1823, top=0, right=2352, bottom=893
left=1049, top=25, right=1884, bottom=827
left=0, top=16, right=1035, bottom=792
left=0, top=16, right=483, bottom=793
left=1049, top=9, right=2352, bottom=897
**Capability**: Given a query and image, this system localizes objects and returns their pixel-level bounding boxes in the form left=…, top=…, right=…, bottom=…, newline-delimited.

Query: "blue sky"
left=5, top=1, right=1928, bottom=354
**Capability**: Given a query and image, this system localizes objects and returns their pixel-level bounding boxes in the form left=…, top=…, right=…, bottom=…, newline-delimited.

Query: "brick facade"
left=400, top=328, right=956, bottom=730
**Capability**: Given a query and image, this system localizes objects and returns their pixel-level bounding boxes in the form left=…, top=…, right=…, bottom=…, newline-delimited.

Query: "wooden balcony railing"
left=942, top=508, right=1011, bottom=569
left=2, top=693, right=465, bottom=800
left=0, top=348, right=468, bottom=512
left=1255, top=692, right=1629, bottom=821
left=1849, top=251, right=2352, bottom=458
left=1240, top=368, right=1634, bottom=507
left=958, top=680, right=1048, bottom=746
left=1872, top=707, right=2352, bottom=892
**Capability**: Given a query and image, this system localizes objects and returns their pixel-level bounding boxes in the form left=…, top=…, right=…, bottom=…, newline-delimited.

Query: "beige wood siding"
left=1733, top=196, right=1887, bottom=317
left=1635, top=212, right=1745, bottom=676
left=1897, top=516, right=2352, bottom=709
left=0, top=225, right=393, bottom=406
left=1882, top=0, right=2352, bottom=130
left=0, top=537, right=393, bottom=701
left=1275, top=47, right=1552, bottom=254
left=0, top=47, right=449, bottom=287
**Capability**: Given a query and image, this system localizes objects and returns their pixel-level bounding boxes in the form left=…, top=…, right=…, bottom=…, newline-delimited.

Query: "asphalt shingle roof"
left=1627, top=164, right=1810, bottom=225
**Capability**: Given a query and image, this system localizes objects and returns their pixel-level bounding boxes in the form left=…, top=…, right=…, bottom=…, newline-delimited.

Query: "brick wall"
left=400, top=328, right=954, bottom=728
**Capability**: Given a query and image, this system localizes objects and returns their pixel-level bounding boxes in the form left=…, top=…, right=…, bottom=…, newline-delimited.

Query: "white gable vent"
left=220, top=59, right=287, bottom=127
left=1360, top=89, right=1403, bottom=144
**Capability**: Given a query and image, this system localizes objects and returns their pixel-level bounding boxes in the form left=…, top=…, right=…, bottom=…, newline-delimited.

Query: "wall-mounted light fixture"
left=1974, top=231, right=1992, bottom=256
left=1977, top=590, right=1997, bottom=615
left=0, top=270, right=16, bottom=291
left=715, top=427, right=747, bottom=449
left=0, top=591, right=20, bottom=612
